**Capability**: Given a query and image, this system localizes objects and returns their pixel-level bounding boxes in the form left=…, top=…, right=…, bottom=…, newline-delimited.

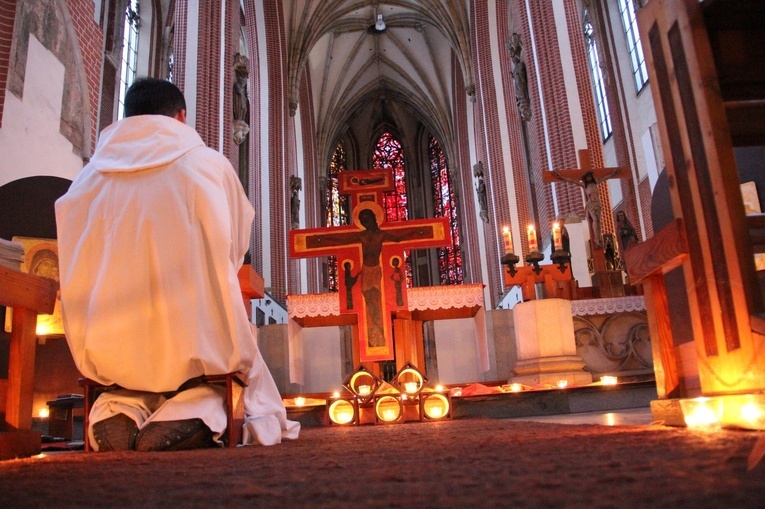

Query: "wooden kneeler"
left=79, top=373, right=247, bottom=451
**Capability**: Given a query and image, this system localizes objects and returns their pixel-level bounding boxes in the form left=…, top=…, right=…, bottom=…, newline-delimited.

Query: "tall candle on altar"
left=527, top=225, right=538, bottom=252
left=552, top=222, right=563, bottom=250
left=502, top=227, right=514, bottom=254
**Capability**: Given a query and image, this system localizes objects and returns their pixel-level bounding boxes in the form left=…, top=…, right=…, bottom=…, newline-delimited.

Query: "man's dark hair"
left=124, top=77, right=186, bottom=118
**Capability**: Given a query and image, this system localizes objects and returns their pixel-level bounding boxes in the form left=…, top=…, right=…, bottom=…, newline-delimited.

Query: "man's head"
left=358, top=209, right=378, bottom=230
left=124, top=77, right=186, bottom=119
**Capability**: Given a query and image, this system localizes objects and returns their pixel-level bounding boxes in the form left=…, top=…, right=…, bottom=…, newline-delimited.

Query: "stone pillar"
left=510, top=298, right=592, bottom=386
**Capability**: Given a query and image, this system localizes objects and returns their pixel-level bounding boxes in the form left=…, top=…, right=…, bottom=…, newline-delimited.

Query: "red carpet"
left=1, top=418, right=764, bottom=508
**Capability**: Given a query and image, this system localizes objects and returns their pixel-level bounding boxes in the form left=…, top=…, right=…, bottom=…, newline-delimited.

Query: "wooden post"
left=0, top=266, right=58, bottom=459
left=624, top=219, right=688, bottom=399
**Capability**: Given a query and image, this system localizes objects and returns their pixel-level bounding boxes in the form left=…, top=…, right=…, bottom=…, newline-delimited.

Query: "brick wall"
left=65, top=0, right=104, bottom=152
left=194, top=1, right=220, bottom=149
left=263, top=0, right=289, bottom=305
left=242, top=0, right=262, bottom=276
left=469, top=0, right=503, bottom=304
left=451, top=53, right=481, bottom=286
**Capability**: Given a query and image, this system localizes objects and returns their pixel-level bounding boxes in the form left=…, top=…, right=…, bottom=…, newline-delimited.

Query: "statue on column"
left=290, top=176, right=302, bottom=229
left=233, top=54, right=251, bottom=196
left=232, top=53, right=250, bottom=145
left=473, top=161, right=489, bottom=223
left=507, top=33, right=531, bottom=122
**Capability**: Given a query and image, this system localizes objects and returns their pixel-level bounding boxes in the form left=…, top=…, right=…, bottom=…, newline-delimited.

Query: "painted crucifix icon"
left=290, top=170, right=450, bottom=362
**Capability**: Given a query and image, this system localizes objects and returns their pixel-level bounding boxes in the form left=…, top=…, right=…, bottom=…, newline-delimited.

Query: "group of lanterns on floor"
left=326, top=363, right=451, bottom=426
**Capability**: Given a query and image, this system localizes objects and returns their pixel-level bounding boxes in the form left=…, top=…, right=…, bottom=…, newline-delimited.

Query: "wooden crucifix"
left=289, top=170, right=451, bottom=362
left=543, top=149, right=629, bottom=267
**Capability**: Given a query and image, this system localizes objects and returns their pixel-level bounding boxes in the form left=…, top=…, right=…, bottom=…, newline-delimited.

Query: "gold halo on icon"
left=352, top=202, right=384, bottom=229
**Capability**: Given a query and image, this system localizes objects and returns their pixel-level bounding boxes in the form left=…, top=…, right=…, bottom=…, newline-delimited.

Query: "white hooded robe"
left=55, top=115, right=299, bottom=447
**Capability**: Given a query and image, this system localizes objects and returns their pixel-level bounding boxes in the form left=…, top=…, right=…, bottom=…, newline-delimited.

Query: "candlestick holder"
left=550, top=249, right=571, bottom=273
left=525, top=251, right=545, bottom=275
left=501, top=252, right=521, bottom=277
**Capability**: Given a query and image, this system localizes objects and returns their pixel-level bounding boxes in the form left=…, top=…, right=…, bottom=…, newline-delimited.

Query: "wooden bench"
left=79, top=373, right=247, bottom=451
left=0, top=266, right=58, bottom=460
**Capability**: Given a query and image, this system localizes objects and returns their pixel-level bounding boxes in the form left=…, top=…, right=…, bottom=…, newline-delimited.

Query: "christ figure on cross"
left=544, top=149, right=628, bottom=250
left=550, top=169, right=620, bottom=248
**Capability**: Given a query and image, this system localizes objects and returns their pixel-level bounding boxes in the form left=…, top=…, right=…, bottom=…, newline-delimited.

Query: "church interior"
left=2, top=0, right=765, bottom=506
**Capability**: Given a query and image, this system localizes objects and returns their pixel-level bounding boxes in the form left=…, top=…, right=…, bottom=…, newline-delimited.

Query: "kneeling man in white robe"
left=55, top=77, right=299, bottom=451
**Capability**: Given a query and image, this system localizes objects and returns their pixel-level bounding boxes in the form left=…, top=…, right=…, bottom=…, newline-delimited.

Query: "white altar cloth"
left=287, top=284, right=488, bottom=385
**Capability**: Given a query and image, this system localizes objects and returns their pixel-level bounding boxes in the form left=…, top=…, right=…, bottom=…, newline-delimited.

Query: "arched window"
left=325, top=141, right=349, bottom=291
left=117, top=0, right=140, bottom=119
left=618, top=0, right=648, bottom=93
left=584, top=10, right=612, bottom=140
left=372, top=132, right=413, bottom=285
left=373, top=131, right=408, bottom=223
left=428, top=135, right=463, bottom=285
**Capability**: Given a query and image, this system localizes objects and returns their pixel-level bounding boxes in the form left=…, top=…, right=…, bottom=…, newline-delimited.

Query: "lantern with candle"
left=343, top=365, right=381, bottom=404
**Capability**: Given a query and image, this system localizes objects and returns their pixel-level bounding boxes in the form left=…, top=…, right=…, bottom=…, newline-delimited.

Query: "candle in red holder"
left=502, top=226, right=514, bottom=254
left=552, top=222, right=562, bottom=250
left=527, top=225, right=538, bottom=252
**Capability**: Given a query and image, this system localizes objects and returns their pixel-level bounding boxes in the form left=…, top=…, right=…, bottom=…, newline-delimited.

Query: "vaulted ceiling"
left=284, top=1, right=474, bottom=168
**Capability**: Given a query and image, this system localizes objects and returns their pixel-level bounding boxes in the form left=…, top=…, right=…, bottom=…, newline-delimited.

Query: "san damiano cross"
left=289, top=170, right=451, bottom=362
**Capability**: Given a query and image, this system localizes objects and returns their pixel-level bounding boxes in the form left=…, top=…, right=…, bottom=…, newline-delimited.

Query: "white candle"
left=294, top=396, right=306, bottom=406
left=404, top=381, right=418, bottom=394
left=552, top=222, right=562, bottom=250
left=358, top=385, right=371, bottom=396
left=502, top=226, right=514, bottom=254
left=527, top=225, right=538, bottom=252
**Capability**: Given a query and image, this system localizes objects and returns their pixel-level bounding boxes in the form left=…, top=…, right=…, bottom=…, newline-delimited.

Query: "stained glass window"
left=373, top=132, right=408, bottom=223
left=429, top=135, right=463, bottom=285
left=372, top=132, right=412, bottom=285
left=325, top=142, right=349, bottom=291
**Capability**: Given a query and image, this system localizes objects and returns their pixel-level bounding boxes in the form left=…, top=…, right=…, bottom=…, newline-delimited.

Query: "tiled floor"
left=508, top=407, right=655, bottom=426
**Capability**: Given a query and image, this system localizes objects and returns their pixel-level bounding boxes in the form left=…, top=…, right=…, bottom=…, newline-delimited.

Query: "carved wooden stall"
left=629, top=0, right=765, bottom=404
